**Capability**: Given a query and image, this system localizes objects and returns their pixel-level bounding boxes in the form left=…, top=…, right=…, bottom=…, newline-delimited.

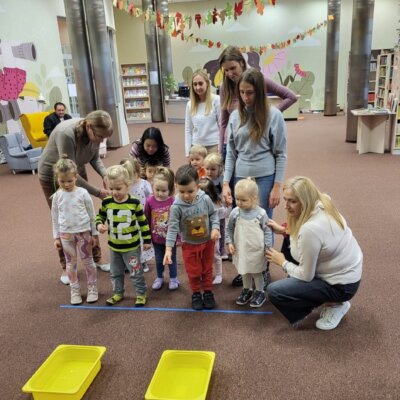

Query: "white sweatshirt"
left=184, top=95, right=220, bottom=156
left=284, top=203, right=363, bottom=285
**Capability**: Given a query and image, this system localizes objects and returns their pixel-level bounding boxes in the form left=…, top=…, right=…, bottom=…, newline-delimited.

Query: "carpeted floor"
left=1, top=113, right=399, bottom=399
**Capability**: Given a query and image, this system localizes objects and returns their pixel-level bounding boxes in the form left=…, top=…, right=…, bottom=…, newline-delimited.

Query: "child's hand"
left=227, top=243, right=235, bottom=255
left=210, top=228, right=220, bottom=241
left=267, top=219, right=286, bottom=235
left=92, top=235, right=99, bottom=246
left=143, top=244, right=151, bottom=251
left=163, top=248, right=172, bottom=265
left=54, top=238, right=62, bottom=251
left=97, top=224, right=107, bottom=234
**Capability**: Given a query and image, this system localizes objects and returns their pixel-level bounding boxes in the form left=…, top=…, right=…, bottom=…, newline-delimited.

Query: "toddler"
left=188, top=144, right=207, bottom=179
left=51, top=156, right=98, bottom=305
left=144, top=159, right=161, bottom=184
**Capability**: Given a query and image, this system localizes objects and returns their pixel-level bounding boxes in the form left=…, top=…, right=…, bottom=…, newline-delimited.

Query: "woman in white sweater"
left=266, top=176, right=362, bottom=330
left=184, top=69, right=220, bottom=157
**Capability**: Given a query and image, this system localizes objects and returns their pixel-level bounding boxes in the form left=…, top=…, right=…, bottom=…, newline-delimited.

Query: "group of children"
left=51, top=130, right=273, bottom=310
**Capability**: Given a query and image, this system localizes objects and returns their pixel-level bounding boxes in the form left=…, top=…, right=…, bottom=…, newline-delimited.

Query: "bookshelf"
left=368, top=50, right=381, bottom=107
left=121, top=63, right=152, bottom=124
left=389, top=50, right=400, bottom=155
left=374, top=52, right=394, bottom=109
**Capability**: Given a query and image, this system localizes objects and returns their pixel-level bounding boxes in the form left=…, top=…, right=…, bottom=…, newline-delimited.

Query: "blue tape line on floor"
left=60, top=305, right=273, bottom=315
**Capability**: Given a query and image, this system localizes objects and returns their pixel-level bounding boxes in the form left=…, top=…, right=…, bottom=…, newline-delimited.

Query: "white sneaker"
left=70, top=286, right=82, bottom=305
left=221, top=254, right=229, bottom=261
left=213, top=275, right=222, bottom=285
left=152, top=277, right=164, bottom=290
left=87, top=287, right=98, bottom=303
left=96, top=262, right=110, bottom=272
left=60, top=273, right=70, bottom=285
left=316, top=301, right=351, bottom=330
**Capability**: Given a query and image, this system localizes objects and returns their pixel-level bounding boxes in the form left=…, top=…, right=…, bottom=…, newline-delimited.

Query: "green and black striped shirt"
left=96, top=195, right=151, bottom=252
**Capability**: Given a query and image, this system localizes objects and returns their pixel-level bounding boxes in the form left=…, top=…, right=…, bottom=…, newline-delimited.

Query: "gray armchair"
left=0, top=132, right=42, bottom=174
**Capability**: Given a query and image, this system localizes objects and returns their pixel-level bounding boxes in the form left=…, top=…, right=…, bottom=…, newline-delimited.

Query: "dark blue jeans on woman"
left=153, top=242, right=177, bottom=279
left=267, top=277, right=361, bottom=324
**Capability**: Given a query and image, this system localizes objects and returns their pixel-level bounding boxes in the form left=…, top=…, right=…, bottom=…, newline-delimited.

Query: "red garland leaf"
left=271, top=44, right=276, bottom=49
left=217, top=41, right=222, bottom=48
left=212, top=8, right=218, bottom=24
left=195, top=14, right=202, bottom=28
left=208, top=40, right=214, bottom=48
left=171, top=29, right=178, bottom=37
left=234, top=0, right=243, bottom=18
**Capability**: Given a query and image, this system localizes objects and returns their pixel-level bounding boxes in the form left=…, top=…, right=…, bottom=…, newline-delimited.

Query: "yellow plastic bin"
left=145, top=350, right=215, bottom=400
left=22, top=344, right=106, bottom=400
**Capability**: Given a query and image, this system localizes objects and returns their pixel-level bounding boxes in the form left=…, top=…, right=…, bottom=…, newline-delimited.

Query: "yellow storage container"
left=22, top=344, right=106, bottom=400
left=145, top=350, right=215, bottom=400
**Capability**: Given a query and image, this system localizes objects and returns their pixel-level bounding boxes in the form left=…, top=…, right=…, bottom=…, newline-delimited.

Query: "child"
left=226, top=178, right=272, bottom=308
left=164, top=165, right=220, bottom=310
left=121, top=157, right=154, bottom=273
left=144, top=167, right=179, bottom=291
left=129, top=127, right=170, bottom=177
left=204, top=153, right=229, bottom=261
left=188, top=144, right=207, bottom=179
left=144, top=159, right=161, bottom=184
left=96, top=164, right=151, bottom=307
left=198, top=178, right=226, bottom=285
left=51, top=156, right=98, bottom=305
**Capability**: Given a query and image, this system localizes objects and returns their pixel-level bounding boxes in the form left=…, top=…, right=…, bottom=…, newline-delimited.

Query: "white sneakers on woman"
left=316, top=301, right=351, bottom=330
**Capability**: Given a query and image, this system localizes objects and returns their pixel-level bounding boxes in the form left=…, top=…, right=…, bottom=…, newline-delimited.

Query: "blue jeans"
left=235, top=174, right=275, bottom=218
left=267, top=277, right=361, bottom=324
left=153, top=242, right=177, bottom=279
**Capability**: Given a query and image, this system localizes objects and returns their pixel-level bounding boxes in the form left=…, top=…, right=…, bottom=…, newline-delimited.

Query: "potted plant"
left=163, top=74, right=178, bottom=98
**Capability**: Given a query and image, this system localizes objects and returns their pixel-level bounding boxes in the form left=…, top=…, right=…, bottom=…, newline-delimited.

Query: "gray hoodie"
left=166, top=189, right=220, bottom=247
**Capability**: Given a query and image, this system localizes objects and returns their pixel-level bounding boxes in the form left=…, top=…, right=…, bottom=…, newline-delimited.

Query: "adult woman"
left=184, top=69, right=220, bottom=157
left=218, top=45, right=297, bottom=158
left=129, top=127, right=170, bottom=177
left=266, top=176, right=363, bottom=330
left=38, top=110, right=113, bottom=284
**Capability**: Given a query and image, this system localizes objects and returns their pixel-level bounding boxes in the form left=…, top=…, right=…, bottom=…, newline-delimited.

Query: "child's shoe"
left=236, top=288, right=253, bottom=305
left=135, top=294, right=147, bottom=307
left=152, top=277, right=164, bottom=290
left=249, top=290, right=266, bottom=308
left=142, top=262, right=150, bottom=272
left=203, top=291, right=216, bottom=309
left=106, top=293, right=123, bottom=306
left=168, top=278, right=180, bottom=291
left=86, top=286, right=98, bottom=303
left=70, top=286, right=82, bottom=305
left=192, top=292, right=203, bottom=310
left=212, top=275, right=222, bottom=285
left=60, top=271, right=70, bottom=285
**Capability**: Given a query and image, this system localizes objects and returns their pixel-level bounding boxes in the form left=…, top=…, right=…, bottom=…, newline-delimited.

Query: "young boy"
left=188, top=144, right=207, bottom=179
left=163, top=165, right=220, bottom=310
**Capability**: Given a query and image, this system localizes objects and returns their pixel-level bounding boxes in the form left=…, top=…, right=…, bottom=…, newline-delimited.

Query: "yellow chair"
left=19, top=112, right=50, bottom=149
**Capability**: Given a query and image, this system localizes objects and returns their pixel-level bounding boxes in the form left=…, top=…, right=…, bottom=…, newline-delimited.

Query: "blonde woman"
left=266, top=176, right=363, bottom=330
left=184, top=69, right=220, bottom=157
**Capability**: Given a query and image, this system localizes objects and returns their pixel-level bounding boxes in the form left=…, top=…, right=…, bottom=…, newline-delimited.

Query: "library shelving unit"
left=121, top=63, right=152, bottom=124
left=368, top=50, right=381, bottom=107
left=389, top=50, right=400, bottom=155
left=374, top=51, right=394, bottom=109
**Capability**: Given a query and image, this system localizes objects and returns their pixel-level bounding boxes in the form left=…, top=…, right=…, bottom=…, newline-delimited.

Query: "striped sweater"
left=96, top=195, right=151, bottom=252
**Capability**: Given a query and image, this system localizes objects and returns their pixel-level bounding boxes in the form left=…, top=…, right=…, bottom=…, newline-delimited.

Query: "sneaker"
left=96, top=262, right=110, bottom=272
left=221, top=254, right=229, bottom=261
left=152, top=277, right=164, bottom=290
left=236, top=288, right=253, bottom=305
left=262, top=269, right=272, bottom=292
left=135, top=295, right=147, bottom=307
left=142, top=263, right=150, bottom=273
left=70, top=286, right=82, bottom=305
left=203, top=291, right=216, bottom=309
left=191, top=292, right=203, bottom=310
left=86, top=286, right=98, bottom=303
left=250, top=290, right=266, bottom=308
left=168, top=278, right=180, bottom=291
left=213, top=275, right=223, bottom=285
left=231, top=274, right=243, bottom=287
left=316, top=301, right=351, bottom=330
left=106, top=293, right=123, bottom=306
left=60, top=272, right=70, bottom=285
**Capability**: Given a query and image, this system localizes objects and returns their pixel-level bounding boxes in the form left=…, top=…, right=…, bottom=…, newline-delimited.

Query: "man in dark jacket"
left=43, top=102, right=72, bottom=136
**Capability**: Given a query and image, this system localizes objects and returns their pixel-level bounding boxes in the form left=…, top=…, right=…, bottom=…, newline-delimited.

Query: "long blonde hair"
left=76, top=110, right=113, bottom=139
left=190, top=69, right=213, bottom=115
left=284, top=176, right=345, bottom=240
left=237, top=68, right=270, bottom=143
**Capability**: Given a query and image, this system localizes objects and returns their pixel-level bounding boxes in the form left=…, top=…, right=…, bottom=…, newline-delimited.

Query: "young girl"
left=96, top=164, right=151, bottom=307
left=51, top=156, right=98, bottom=305
left=144, top=159, right=161, bottom=184
left=204, top=153, right=229, bottom=261
left=226, top=178, right=272, bottom=308
left=121, top=157, right=154, bottom=272
left=144, top=167, right=179, bottom=290
left=184, top=69, right=220, bottom=157
left=129, top=127, right=170, bottom=177
left=198, top=178, right=226, bottom=285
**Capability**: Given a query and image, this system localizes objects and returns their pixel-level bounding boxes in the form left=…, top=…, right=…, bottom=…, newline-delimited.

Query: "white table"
left=268, top=95, right=300, bottom=120
left=164, top=97, right=189, bottom=123
left=351, top=110, right=396, bottom=154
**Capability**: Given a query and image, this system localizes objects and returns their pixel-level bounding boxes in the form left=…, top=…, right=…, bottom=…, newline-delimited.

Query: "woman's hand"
left=267, top=219, right=286, bottom=235
left=227, top=243, right=235, bottom=255
left=269, top=184, right=281, bottom=209
left=54, top=238, right=62, bottom=251
left=266, top=247, right=286, bottom=267
left=102, top=177, right=108, bottom=190
left=222, top=183, right=232, bottom=206
left=98, top=188, right=111, bottom=199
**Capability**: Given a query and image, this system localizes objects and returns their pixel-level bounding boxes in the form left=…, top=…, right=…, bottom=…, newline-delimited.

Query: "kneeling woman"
left=266, top=176, right=362, bottom=330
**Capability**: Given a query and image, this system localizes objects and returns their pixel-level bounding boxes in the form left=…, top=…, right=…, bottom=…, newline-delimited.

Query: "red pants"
left=182, top=240, right=214, bottom=293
